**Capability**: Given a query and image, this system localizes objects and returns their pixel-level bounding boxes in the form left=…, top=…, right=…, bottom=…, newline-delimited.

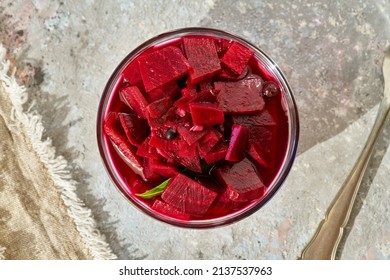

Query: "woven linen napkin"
left=0, top=45, right=116, bottom=260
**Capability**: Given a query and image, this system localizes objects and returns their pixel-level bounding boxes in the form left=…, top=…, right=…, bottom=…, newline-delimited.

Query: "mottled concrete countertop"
left=1, top=0, right=389, bottom=259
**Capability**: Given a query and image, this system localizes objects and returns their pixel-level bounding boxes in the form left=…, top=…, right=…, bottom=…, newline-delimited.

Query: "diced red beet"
left=173, top=95, right=193, bottom=112
left=225, top=124, right=250, bottom=162
left=192, top=178, right=242, bottom=216
left=217, top=66, right=239, bottom=80
left=174, top=90, right=217, bottom=113
left=178, top=140, right=198, bottom=159
left=163, top=110, right=192, bottom=130
left=213, top=157, right=265, bottom=202
left=145, top=114, right=164, bottom=130
left=143, top=158, right=163, bottom=182
left=183, top=37, right=221, bottom=83
left=155, top=148, right=172, bottom=161
left=149, top=135, right=201, bottom=173
left=215, top=77, right=265, bottom=115
left=207, top=189, right=247, bottom=216
left=177, top=125, right=207, bottom=146
left=190, top=103, right=225, bottom=127
left=146, top=107, right=180, bottom=132
left=118, top=113, right=149, bottom=147
left=246, top=143, right=269, bottom=168
left=199, top=78, right=213, bottom=91
left=119, top=86, right=149, bottom=118
left=203, top=141, right=229, bottom=164
left=161, top=173, right=217, bottom=216
left=104, top=111, right=124, bottom=137
left=221, top=42, right=254, bottom=75
left=103, top=112, right=145, bottom=180
left=248, top=126, right=278, bottom=170
left=181, top=88, right=191, bottom=98
left=197, top=128, right=223, bottom=158
left=149, top=135, right=179, bottom=157
left=136, top=136, right=163, bottom=160
left=152, top=200, right=190, bottom=220
left=177, top=157, right=202, bottom=173
left=146, top=96, right=172, bottom=119
left=215, top=38, right=232, bottom=58
left=191, top=89, right=219, bottom=103
left=177, top=138, right=201, bottom=173
left=186, top=78, right=197, bottom=96
left=232, top=109, right=277, bottom=127
left=147, top=81, right=180, bottom=102
left=149, top=135, right=178, bottom=162
left=122, top=60, right=145, bottom=91
left=194, top=177, right=223, bottom=193
left=190, top=125, right=204, bottom=132
left=217, top=65, right=249, bottom=81
left=149, top=160, right=178, bottom=178
left=138, top=46, right=190, bottom=92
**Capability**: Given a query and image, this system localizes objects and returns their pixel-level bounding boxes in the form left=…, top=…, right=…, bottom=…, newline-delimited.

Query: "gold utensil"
left=300, top=48, right=390, bottom=259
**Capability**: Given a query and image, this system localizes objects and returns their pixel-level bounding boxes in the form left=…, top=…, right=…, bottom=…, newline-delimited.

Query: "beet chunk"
left=177, top=157, right=202, bottom=173
left=138, top=46, right=190, bottom=92
left=232, top=109, right=277, bottom=127
left=103, top=112, right=145, bottom=180
left=246, top=143, right=269, bottom=168
left=152, top=200, right=190, bottom=220
left=183, top=37, right=221, bottom=83
left=149, top=160, right=178, bottom=178
left=215, top=77, right=265, bottom=115
left=119, top=86, right=149, bottom=118
left=247, top=126, right=278, bottom=170
left=147, top=81, right=180, bottom=102
left=197, top=128, right=223, bottom=159
left=143, top=158, right=163, bottom=182
left=203, top=141, right=229, bottom=164
left=149, top=135, right=201, bottom=173
left=190, top=103, right=224, bottom=127
left=199, top=78, right=213, bottom=91
left=136, top=136, right=163, bottom=160
left=221, top=42, right=254, bottom=75
left=122, top=61, right=145, bottom=91
left=232, top=99, right=280, bottom=168
left=214, top=157, right=265, bottom=202
left=146, top=96, right=172, bottom=119
left=177, top=125, right=207, bottom=146
left=118, top=113, right=149, bottom=147
left=225, top=124, right=249, bottom=162
left=174, top=90, right=217, bottom=112
left=161, top=173, right=217, bottom=216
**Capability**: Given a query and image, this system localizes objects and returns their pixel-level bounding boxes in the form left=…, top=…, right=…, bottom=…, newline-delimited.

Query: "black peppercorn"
left=165, top=128, right=177, bottom=140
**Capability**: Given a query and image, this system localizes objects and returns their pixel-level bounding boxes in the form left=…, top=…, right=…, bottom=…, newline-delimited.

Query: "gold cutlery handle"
left=300, top=99, right=390, bottom=259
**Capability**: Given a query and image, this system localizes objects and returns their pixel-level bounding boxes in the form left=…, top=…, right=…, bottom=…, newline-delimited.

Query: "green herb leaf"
left=135, top=178, right=171, bottom=199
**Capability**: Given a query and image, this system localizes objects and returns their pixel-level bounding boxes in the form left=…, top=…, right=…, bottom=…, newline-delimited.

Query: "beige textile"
left=0, top=47, right=116, bottom=260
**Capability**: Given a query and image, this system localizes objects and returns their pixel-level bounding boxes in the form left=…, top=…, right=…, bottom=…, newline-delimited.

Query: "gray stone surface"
left=1, top=0, right=390, bottom=259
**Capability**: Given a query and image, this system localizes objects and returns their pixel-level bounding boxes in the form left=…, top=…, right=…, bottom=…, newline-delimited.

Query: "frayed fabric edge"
left=0, top=245, right=5, bottom=260
left=0, top=45, right=117, bottom=260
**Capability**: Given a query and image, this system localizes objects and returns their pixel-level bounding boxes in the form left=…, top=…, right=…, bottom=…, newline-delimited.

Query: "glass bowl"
left=96, top=27, right=299, bottom=228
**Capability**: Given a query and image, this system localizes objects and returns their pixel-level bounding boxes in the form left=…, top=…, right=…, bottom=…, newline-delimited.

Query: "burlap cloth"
left=0, top=46, right=116, bottom=260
